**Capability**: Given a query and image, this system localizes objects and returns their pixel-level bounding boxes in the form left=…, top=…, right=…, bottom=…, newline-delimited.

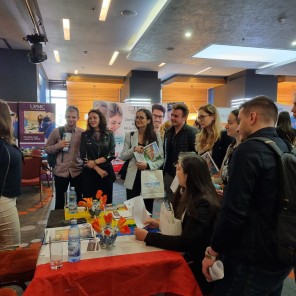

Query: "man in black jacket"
left=202, top=96, right=292, bottom=295
left=163, top=103, right=197, bottom=202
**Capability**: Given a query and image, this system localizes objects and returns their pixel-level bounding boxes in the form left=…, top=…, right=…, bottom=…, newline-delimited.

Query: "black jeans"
left=54, top=174, right=83, bottom=209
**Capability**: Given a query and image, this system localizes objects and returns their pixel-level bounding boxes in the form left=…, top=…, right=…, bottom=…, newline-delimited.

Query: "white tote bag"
left=159, top=202, right=182, bottom=236
left=141, top=170, right=165, bottom=199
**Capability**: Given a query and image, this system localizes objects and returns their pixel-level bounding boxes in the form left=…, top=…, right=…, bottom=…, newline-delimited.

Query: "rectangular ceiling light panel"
left=63, top=19, right=70, bottom=40
left=193, top=45, right=296, bottom=63
left=99, top=0, right=111, bottom=21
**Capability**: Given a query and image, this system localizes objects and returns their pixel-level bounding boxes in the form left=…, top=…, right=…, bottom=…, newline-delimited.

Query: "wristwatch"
left=205, top=247, right=217, bottom=260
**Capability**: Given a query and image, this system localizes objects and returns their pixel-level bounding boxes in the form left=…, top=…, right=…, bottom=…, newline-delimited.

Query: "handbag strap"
left=1, top=144, right=11, bottom=197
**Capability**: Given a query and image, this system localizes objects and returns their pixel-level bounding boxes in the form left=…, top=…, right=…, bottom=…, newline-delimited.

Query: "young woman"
left=0, top=99, right=23, bottom=250
left=134, top=152, right=221, bottom=295
left=213, top=109, right=241, bottom=187
left=276, top=111, right=296, bottom=145
left=195, top=104, right=233, bottom=169
left=80, top=109, right=116, bottom=204
left=119, top=109, right=163, bottom=214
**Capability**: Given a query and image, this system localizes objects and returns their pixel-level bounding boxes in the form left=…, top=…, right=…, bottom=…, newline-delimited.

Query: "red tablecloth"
left=24, top=250, right=202, bottom=296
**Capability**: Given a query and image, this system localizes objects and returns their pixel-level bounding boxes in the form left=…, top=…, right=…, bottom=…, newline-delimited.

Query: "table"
left=24, top=210, right=202, bottom=296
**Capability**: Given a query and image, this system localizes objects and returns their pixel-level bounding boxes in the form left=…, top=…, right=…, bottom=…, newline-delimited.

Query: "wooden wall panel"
left=277, top=81, right=296, bottom=106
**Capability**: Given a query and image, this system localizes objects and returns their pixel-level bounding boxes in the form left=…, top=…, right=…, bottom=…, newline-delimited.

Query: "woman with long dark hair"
left=276, top=111, right=296, bottom=145
left=0, top=99, right=22, bottom=250
left=80, top=109, right=116, bottom=204
left=134, top=152, right=220, bottom=295
left=119, top=109, right=163, bottom=213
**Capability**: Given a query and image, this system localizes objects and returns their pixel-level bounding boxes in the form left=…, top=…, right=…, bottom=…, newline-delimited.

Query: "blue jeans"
left=214, top=257, right=292, bottom=296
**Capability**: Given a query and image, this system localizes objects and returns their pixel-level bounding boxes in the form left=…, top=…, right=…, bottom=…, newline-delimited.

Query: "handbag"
left=159, top=202, right=182, bottom=236
left=141, top=169, right=164, bottom=199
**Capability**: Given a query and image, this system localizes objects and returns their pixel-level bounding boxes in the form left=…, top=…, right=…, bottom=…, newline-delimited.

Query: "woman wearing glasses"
left=0, top=99, right=22, bottom=250
left=195, top=104, right=233, bottom=169
left=119, top=109, right=163, bottom=214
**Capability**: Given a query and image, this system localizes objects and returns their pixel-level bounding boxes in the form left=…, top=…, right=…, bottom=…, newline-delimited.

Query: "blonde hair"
left=195, top=104, right=221, bottom=153
left=0, top=99, right=14, bottom=144
left=159, top=120, right=172, bottom=140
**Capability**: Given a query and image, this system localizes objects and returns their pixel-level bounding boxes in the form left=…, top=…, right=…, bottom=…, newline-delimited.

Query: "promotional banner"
left=18, top=102, right=56, bottom=148
left=93, top=101, right=168, bottom=172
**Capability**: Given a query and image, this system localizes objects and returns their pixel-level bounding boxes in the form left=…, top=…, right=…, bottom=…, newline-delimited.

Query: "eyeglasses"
left=152, top=114, right=164, bottom=119
left=136, top=116, right=147, bottom=120
left=197, top=115, right=210, bottom=121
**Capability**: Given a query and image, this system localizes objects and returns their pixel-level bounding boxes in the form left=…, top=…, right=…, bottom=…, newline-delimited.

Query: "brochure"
left=44, top=223, right=95, bottom=244
left=133, top=141, right=162, bottom=167
left=201, top=151, right=219, bottom=176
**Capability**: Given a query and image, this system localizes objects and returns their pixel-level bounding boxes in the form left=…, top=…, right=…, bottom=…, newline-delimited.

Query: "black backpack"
left=251, top=137, right=296, bottom=267
left=47, top=127, right=65, bottom=168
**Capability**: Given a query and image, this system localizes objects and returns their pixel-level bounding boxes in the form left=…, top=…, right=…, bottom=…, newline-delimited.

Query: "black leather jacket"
left=211, top=127, right=290, bottom=270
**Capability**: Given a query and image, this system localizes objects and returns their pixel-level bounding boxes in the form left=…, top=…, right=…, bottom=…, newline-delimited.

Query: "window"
left=50, top=90, right=67, bottom=127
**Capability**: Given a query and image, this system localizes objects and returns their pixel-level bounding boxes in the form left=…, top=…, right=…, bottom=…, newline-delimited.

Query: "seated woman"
left=195, top=104, right=233, bottom=169
left=134, top=152, right=221, bottom=295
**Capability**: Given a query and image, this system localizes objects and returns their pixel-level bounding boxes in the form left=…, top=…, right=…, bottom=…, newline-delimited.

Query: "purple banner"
left=18, top=102, right=56, bottom=148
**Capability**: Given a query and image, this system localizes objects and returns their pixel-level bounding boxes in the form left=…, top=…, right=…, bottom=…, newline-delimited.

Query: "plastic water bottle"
left=68, top=187, right=77, bottom=214
left=68, top=219, right=81, bottom=262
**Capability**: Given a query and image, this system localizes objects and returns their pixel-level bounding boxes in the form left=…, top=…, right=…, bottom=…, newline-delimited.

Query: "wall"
left=0, top=49, right=38, bottom=102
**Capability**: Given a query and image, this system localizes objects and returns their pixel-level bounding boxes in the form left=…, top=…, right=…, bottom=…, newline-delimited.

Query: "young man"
left=202, top=96, right=292, bottom=295
left=44, top=106, right=83, bottom=209
left=152, top=104, right=166, bottom=132
left=163, top=103, right=197, bottom=202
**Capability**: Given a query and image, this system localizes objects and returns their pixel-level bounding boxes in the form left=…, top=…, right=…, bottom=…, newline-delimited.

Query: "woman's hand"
left=134, top=228, right=148, bottom=241
left=144, top=217, right=159, bottom=228
left=216, top=189, right=223, bottom=197
left=136, top=161, right=147, bottom=170
left=86, top=160, right=96, bottom=169
left=94, top=166, right=108, bottom=178
left=134, top=146, right=144, bottom=153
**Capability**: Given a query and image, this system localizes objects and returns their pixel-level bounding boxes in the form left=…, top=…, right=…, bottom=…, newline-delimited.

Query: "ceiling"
left=1, top=0, right=296, bottom=83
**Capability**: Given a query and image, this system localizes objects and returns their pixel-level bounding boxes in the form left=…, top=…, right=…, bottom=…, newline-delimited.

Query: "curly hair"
left=87, top=109, right=108, bottom=133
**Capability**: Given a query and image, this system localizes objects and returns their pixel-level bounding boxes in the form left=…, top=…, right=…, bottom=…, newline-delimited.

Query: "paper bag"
left=141, top=170, right=164, bottom=199
left=159, top=202, right=182, bottom=236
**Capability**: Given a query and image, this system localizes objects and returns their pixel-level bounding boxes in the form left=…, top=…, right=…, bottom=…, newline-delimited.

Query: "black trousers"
left=126, top=170, right=154, bottom=215
left=54, top=174, right=83, bottom=210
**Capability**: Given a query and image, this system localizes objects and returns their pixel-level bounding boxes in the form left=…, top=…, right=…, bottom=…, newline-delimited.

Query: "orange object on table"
left=24, top=250, right=202, bottom=296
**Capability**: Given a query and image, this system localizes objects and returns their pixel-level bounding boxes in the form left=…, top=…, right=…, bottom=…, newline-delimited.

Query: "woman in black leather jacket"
left=80, top=109, right=115, bottom=204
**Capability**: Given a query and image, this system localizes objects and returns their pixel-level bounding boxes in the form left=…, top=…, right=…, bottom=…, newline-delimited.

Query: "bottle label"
left=68, top=240, right=80, bottom=257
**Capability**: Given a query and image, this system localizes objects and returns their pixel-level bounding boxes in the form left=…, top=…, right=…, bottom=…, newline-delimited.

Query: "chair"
left=31, top=149, right=51, bottom=188
left=0, top=248, right=39, bottom=291
left=21, top=155, right=43, bottom=205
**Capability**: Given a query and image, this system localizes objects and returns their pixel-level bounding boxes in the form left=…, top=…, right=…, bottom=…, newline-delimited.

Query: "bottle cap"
left=70, top=219, right=77, bottom=225
left=70, top=187, right=75, bottom=191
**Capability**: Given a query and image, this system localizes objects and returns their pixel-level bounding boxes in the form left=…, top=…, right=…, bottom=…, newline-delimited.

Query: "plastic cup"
left=49, top=234, right=63, bottom=270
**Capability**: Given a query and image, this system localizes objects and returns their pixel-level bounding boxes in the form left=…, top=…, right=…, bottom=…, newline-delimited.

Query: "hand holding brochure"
left=201, top=151, right=219, bottom=176
left=133, top=141, right=162, bottom=167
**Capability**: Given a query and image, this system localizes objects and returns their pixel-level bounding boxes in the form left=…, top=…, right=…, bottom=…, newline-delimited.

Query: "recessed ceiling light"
left=166, top=47, right=175, bottom=51
left=185, top=32, right=192, bottom=38
left=74, top=70, right=78, bottom=74
left=121, top=10, right=137, bottom=17
left=109, top=51, right=119, bottom=65
left=158, top=63, right=165, bottom=67
left=53, top=50, right=60, bottom=62
left=62, top=19, right=70, bottom=40
left=291, top=41, right=296, bottom=46
left=99, top=0, right=111, bottom=21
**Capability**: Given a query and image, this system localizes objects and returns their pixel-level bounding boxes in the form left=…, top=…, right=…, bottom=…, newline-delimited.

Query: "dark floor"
left=8, top=177, right=296, bottom=295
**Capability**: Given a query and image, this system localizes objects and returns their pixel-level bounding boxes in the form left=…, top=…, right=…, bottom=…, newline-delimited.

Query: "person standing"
left=0, top=99, right=22, bottom=250
left=152, top=103, right=166, bottom=132
left=44, top=106, right=83, bottom=209
left=276, top=111, right=296, bottom=145
left=202, top=96, right=293, bottom=295
left=119, top=109, right=163, bottom=214
left=292, top=93, right=296, bottom=119
left=80, top=109, right=116, bottom=204
left=163, top=103, right=197, bottom=203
